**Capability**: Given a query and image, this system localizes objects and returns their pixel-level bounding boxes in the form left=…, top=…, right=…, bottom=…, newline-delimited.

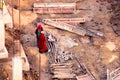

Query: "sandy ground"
left=1, top=0, right=120, bottom=80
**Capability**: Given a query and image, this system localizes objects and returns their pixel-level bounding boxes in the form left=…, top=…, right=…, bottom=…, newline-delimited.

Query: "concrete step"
left=14, top=40, right=30, bottom=71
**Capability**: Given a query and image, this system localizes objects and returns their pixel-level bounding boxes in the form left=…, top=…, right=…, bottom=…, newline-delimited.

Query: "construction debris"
left=43, top=19, right=86, bottom=36
left=74, top=55, right=96, bottom=80
left=50, top=63, right=76, bottom=79
left=48, top=51, right=96, bottom=80
left=47, top=40, right=96, bottom=80
left=33, top=3, right=76, bottom=8
left=107, top=68, right=120, bottom=80
left=86, top=28, right=104, bottom=37
left=33, top=3, right=76, bottom=14
left=43, top=19, right=104, bottom=38
left=76, top=74, right=94, bottom=80
left=57, top=50, right=73, bottom=62
left=33, top=7, right=75, bottom=14
left=60, top=38, right=78, bottom=48
left=43, top=18, right=85, bottom=26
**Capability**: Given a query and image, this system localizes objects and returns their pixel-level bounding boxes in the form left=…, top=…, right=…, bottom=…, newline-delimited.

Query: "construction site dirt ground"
left=1, top=0, right=120, bottom=80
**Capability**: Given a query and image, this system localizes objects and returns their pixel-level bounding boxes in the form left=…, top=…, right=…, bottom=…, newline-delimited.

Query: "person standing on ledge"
left=35, top=23, right=48, bottom=53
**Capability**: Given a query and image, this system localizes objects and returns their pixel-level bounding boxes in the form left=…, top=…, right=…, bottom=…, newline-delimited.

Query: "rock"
left=105, top=41, right=116, bottom=51
left=57, top=48, right=73, bottom=62
left=80, top=36, right=91, bottom=44
left=47, top=34, right=56, bottom=42
left=61, top=38, right=78, bottom=48
left=109, top=55, right=118, bottom=63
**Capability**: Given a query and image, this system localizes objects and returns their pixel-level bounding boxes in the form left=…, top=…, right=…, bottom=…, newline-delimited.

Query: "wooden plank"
left=76, top=74, right=93, bottom=80
left=33, top=7, right=75, bottom=14
left=51, top=65, right=71, bottom=68
left=74, top=55, right=96, bottom=80
left=51, top=63, right=72, bottom=66
left=87, top=28, right=103, bottom=37
left=113, top=74, right=120, bottom=80
left=53, top=73, right=76, bottom=78
left=111, top=67, right=120, bottom=74
left=107, top=69, right=110, bottom=80
left=43, top=19, right=86, bottom=36
left=43, top=18, right=85, bottom=26
left=108, top=67, right=120, bottom=80
left=53, top=71, right=73, bottom=74
left=53, top=72, right=74, bottom=75
left=50, top=63, right=73, bottom=68
left=33, top=3, right=76, bottom=8
left=51, top=66, right=71, bottom=69
left=52, top=68, right=73, bottom=72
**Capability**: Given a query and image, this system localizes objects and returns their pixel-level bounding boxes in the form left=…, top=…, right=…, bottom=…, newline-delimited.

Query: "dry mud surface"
left=0, top=0, right=119, bottom=80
